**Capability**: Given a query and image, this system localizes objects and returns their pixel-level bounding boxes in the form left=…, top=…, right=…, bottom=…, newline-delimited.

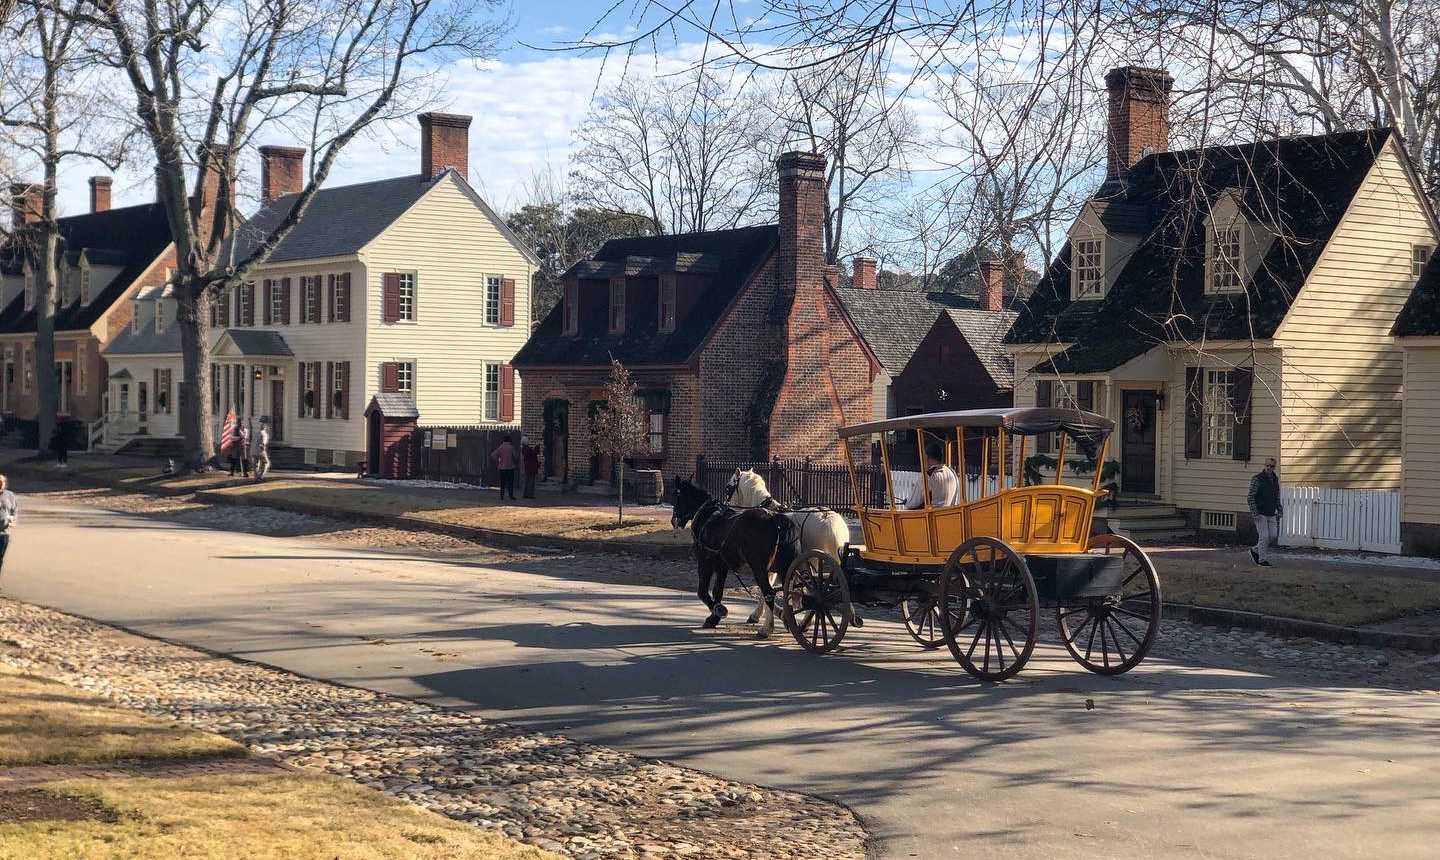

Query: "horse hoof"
left=745, top=609, right=762, bottom=624
left=755, top=626, right=771, bottom=640
left=714, top=603, right=728, bottom=619
left=702, top=614, right=721, bottom=629
left=852, top=613, right=865, bottom=628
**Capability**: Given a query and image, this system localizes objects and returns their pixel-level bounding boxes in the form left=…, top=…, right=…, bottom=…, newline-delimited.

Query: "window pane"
left=1212, top=229, right=1243, bottom=293
left=486, top=277, right=502, bottom=324
left=1204, top=369, right=1235, bottom=457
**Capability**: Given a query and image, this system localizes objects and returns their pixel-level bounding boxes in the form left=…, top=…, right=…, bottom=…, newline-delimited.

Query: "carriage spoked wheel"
left=938, top=537, right=1039, bottom=681
left=899, top=592, right=963, bottom=650
left=1057, top=533, right=1162, bottom=676
left=782, top=550, right=851, bottom=654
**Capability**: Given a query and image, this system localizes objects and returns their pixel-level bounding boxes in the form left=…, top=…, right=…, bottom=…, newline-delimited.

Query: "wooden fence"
left=1278, top=486, right=1401, bottom=554
left=416, top=424, right=521, bottom=486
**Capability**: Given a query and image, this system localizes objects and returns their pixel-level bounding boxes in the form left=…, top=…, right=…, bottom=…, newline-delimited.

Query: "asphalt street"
left=4, top=495, right=1438, bottom=858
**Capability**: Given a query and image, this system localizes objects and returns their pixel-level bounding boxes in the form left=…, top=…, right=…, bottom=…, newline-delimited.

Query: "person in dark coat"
left=1247, top=457, right=1283, bottom=566
left=48, top=420, right=69, bottom=467
left=522, top=442, right=541, bottom=499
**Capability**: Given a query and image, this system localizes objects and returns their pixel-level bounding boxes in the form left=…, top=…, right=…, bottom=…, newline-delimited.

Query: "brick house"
left=835, top=254, right=1018, bottom=420
left=512, top=152, right=882, bottom=486
left=0, top=178, right=176, bottom=435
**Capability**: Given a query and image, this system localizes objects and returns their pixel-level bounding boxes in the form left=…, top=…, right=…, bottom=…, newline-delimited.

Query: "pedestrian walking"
left=238, top=422, right=252, bottom=478
left=522, top=441, right=540, bottom=499
left=1248, top=457, right=1283, bottom=566
left=0, top=474, right=17, bottom=587
left=48, top=420, right=69, bottom=468
left=251, top=417, right=271, bottom=482
left=491, top=435, right=518, bottom=501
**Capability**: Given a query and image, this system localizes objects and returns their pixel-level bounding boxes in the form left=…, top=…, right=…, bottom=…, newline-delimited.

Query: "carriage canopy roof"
left=838, top=407, right=1114, bottom=442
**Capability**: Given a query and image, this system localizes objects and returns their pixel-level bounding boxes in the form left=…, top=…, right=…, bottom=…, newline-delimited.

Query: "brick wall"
left=698, top=257, right=783, bottom=462
left=1105, top=66, right=1172, bottom=181
left=419, top=113, right=471, bottom=181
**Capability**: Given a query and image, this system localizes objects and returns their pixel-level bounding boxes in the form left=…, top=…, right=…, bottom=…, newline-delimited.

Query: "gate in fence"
left=1277, top=486, right=1401, bottom=554
left=417, top=424, right=521, bottom=486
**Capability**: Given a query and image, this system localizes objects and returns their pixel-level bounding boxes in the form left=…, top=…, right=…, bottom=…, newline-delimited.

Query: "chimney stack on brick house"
left=977, top=258, right=1004, bottom=312
left=10, top=182, right=42, bottom=229
left=853, top=257, right=877, bottom=290
left=1105, top=66, right=1173, bottom=181
left=419, top=112, right=471, bottom=181
left=89, top=176, right=112, bottom=213
left=259, top=145, right=306, bottom=202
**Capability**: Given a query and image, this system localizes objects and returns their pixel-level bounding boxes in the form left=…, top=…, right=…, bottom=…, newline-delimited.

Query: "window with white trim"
left=608, top=279, right=626, bottom=333
left=23, top=268, right=33, bottom=311
left=302, top=275, right=320, bottom=323
left=1072, top=237, right=1103, bottom=299
left=269, top=279, right=284, bottom=324
left=80, top=264, right=91, bottom=304
left=398, top=273, right=416, bottom=321
left=1204, top=369, right=1236, bottom=458
left=648, top=410, right=665, bottom=453
left=1210, top=228, right=1244, bottom=293
left=483, top=362, right=500, bottom=421
left=1414, top=244, right=1434, bottom=278
left=485, top=276, right=502, bottom=325
left=155, top=301, right=166, bottom=333
left=396, top=361, right=415, bottom=394
left=238, top=282, right=253, bottom=326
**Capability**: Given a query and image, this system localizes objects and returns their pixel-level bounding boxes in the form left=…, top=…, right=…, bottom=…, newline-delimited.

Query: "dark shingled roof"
left=1006, top=128, right=1392, bottom=373
left=943, top=308, right=1019, bottom=390
left=224, top=170, right=540, bottom=267
left=0, top=201, right=173, bottom=334
left=221, top=329, right=294, bottom=356
left=366, top=392, right=419, bottom=418
left=513, top=224, right=778, bottom=368
left=1394, top=248, right=1440, bottom=337
left=103, top=314, right=183, bottom=356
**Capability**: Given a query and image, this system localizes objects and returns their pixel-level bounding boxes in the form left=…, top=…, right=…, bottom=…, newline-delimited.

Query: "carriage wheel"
left=1057, top=533, right=1162, bottom=676
left=782, top=550, right=851, bottom=654
left=938, top=537, right=1038, bottom=681
left=899, top=594, right=963, bottom=650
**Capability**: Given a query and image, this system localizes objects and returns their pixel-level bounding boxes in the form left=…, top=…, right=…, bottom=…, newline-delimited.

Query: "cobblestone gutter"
left=0, top=600, right=869, bottom=860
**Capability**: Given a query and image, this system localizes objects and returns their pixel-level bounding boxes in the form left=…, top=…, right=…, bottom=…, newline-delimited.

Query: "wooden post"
left=1055, top=433, right=1067, bottom=483
left=1016, top=434, right=1027, bottom=485
left=957, top=426, right=967, bottom=505
left=802, top=456, right=812, bottom=505
left=981, top=434, right=990, bottom=498
left=998, top=427, right=1007, bottom=491
left=916, top=429, right=931, bottom=508
left=842, top=439, right=863, bottom=514
left=879, top=434, right=897, bottom=511
left=1091, top=437, right=1110, bottom=494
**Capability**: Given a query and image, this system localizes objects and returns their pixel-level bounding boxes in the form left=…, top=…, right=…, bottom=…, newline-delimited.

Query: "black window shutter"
left=1185, top=366, right=1204, bottom=460
left=1035, top=380, right=1052, bottom=454
left=1231, top=367, right=1253, bottom=462
left=325, top=361, right=334, bottom=419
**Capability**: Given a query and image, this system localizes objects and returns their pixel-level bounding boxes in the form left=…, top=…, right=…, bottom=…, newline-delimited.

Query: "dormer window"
left=658, top=273, right=677, bottom=333
left=608, top=278, right=626, bottom=334
left=562, top=282, right=579, bottom=335
left=1415, top=245, right=1434, bottom=278
left=23, top=268, right=34, bottom=311
left=131, top=306, right=140, bottom=335
left=79, top=262, right=91, bottom=304
left=155, top=302, right=166, bottom=334
left=1072, top=237, right=1103, bottom=300
left=1210, top=228, right=1244, bottom=294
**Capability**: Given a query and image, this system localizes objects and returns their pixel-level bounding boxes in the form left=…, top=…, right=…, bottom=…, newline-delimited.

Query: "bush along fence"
left=416, top=424, right=521, bottom=486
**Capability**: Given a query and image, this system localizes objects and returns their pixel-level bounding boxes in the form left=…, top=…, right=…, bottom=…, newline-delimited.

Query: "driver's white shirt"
left=905, top=464, right=959, bottom=509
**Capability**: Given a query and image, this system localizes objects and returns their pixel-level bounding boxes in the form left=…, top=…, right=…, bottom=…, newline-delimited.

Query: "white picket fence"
left=1277, top=487, right=1401, bottom=554
left=889, top=471, right=1008, bottom=506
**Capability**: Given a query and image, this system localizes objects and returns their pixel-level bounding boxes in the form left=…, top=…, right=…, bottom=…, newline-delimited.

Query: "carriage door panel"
left=897, top=513, right=932, bottom=557
left=1005, top=497, right=1034, bottom=545
left=965, top=498, right=1002, bottom=547
left=861, top=512, right=898, bottom=554
left=933, top=509, right=966, bottom=552
left=1059, top=496, right=1091, bottom=545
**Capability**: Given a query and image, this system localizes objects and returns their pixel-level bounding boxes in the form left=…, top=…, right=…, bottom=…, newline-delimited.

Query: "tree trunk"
left=617, top=461, right=625, bottom=524
left=177, top=283, right=216, bottom=470
left=34, top=230, right=58, bottom=458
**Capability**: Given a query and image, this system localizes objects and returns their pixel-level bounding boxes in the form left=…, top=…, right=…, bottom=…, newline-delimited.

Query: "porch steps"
left=115, top=436, right=186, bottom=459
left=1099, top=503, right=1197, bottom=545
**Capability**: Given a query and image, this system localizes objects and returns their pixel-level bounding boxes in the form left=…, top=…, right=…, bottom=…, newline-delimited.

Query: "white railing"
left=86, top=416, right=105, bottom=451
left=889, top=471, right=1010, bottom=507
left=1278, top=487, right=1401, bottom=554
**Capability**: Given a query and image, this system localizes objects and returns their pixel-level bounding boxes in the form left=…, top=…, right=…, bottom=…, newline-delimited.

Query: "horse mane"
left=731, top=469, right=772, bottom=507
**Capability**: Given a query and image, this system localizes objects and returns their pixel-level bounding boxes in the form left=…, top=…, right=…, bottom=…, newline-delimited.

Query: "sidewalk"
left=0, top=449, right=689, bottom=556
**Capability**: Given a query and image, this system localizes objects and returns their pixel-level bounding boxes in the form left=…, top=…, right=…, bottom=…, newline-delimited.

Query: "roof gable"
left=1394, top=248, right=1440, bottom=337
left=1007, top=128, right=1392, bottom=373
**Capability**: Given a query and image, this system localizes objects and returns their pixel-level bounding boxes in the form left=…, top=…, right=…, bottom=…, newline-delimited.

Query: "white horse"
left=725, top=468, right=854, bottom=624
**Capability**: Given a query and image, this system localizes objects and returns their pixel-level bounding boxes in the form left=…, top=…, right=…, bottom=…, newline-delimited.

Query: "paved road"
left=5, top=496, right=1439, bottom=858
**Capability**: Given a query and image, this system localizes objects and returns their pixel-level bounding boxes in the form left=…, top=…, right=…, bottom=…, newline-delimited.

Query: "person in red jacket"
left=522, top=441, right=541, bottom=499
left=491, top=435, right=518, bottom=501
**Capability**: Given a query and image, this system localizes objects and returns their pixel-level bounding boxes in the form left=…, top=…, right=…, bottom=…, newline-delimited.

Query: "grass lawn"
left=0, top=666, right=244, bottom=765
left=1157, top=554, right=1440, bottom=626
left=0, top=666, right=555, bottom=860
left=0, top=773, right=556, bottom=860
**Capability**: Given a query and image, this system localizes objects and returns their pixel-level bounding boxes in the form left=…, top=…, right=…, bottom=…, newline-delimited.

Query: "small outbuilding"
left=364, top=393, right=419, bottom=479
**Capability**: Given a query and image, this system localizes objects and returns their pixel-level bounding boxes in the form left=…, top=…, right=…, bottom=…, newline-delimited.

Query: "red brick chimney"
left=977, top=259, right=1004, bottom=312
left=259, top=146, right=305, bottom=203
left=89, top=176, right=112, bottom=213
left=419, top=113, right=471, bottom=181
left=10, top=183, right=42, bottom=229
left=1105, top=66, right=1173, bottom=181
left=853, top=257, right=877, bottom=290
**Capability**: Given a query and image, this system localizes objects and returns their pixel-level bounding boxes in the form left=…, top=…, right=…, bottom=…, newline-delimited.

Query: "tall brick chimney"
left=419, top=112, right=471, bottom=181
left=1105, top=66, right=1173, bottom=181
left=259, top=145, right=306, bottom=203
left=853, top=257, right=877, bottom=290
left=89, top=176, right=112, bottom=213
left=10, top=183, right=42, bottom=229
left=976, top=258, right=1005, bottom=312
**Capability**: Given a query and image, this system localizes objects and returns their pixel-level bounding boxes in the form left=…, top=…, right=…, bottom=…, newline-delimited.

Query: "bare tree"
left=74, top=0, right=508, bottom=469
left=570, top=67, right=780, bottom=234
left=591, top=358, right=648, bottom=523
left=0, top=0, right=124, bottom=454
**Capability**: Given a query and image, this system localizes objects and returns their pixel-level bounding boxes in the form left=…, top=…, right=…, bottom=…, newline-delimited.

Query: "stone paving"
left=0, top=600, right=867, bottom=860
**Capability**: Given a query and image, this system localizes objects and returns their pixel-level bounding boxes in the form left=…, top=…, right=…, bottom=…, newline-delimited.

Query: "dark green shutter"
left=1231, top=367, right=1253, bottom=461
left=1035, top=380, right=1052, bottom=454
left=1185, top=366, right=1203, bottom=460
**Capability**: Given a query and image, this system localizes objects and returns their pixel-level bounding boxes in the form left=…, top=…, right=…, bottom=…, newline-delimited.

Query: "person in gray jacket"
left=251, top=417, right=272, bottom=482
left=1248, top=458, right=1283, bottom=566
left=0, top=475, right=17, bottom=585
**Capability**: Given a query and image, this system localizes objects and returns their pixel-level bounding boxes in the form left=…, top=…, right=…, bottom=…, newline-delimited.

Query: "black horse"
left=672, top=477, right=794, bottom=635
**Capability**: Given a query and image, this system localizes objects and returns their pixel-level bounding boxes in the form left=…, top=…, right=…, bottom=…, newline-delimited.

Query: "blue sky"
left=58, top=1, right=709, bottom=218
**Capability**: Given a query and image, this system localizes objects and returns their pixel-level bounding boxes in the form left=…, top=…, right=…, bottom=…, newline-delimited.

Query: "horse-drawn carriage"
left=774, top=407, right=1162, bottom=681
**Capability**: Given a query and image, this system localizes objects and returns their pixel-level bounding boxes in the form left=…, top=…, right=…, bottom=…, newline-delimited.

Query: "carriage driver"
left=905, top=438, right=960, bottom=509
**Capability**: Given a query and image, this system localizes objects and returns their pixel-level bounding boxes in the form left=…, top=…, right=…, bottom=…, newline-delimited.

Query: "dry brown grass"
left=0, top=666, right=244, bottom=766
left=0, top=774, right=558, bottom=860
left=1159, top=555, right=1440, bottom=626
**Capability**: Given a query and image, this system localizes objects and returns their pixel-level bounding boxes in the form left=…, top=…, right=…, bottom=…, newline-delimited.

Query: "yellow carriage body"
left=838, top=408, right=1115, bottom=566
